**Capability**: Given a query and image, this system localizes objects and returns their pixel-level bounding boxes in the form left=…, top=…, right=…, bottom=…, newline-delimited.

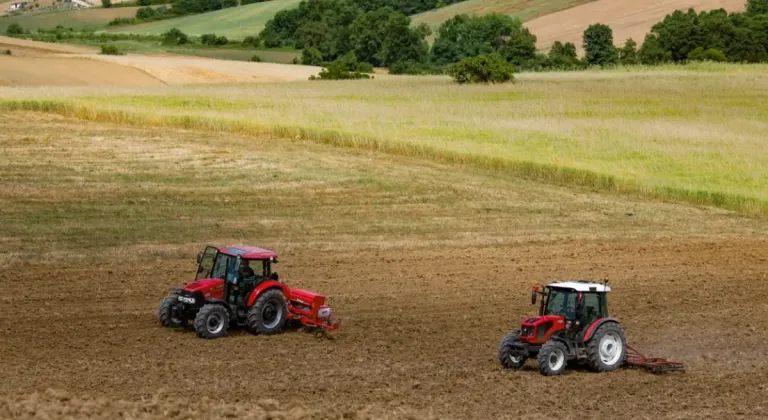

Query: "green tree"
left=638, top=33, right=671, bottom=64
left=6, top=23, right=24, bottom=36
left=746, top=0, right=768, bottom=14
left=582, top=23, right=618, bottom=66
left=161, top=28, right=189, bottom=45
left=430, top=14, right=536, bottom=66
left=102, top=0, right=112, bottom=8
left=135, top=6, right=156, bottom=19
left=618, top=38, right=639, bottom=65
left=301, top=47, right=324, bottom=65
left=449, top=53, right=515, bottom=84
left=548, top=40, right=581, bottom=69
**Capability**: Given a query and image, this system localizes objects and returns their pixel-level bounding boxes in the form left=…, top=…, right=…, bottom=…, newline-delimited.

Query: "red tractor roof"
left=217, top=245, right=278, bottom=260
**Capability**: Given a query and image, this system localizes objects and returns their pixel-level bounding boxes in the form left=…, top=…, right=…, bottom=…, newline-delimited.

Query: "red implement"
left=625, top=345, right=685, bottom=373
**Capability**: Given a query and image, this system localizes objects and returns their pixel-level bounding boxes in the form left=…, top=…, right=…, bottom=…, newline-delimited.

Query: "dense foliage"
left=259, top=0, right=430, bottom=65
left=430, top=14, right=536, bottom=66
left=583, top=23, right=618, bottom=66
left=638, top=8, right=768, bottom=64
left=449, top=53, right=515, bottom=84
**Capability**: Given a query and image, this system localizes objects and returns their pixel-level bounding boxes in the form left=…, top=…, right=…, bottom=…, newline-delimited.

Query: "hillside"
left=411, top=0, right=596, bottom=31
left=111, top=0, right=301, bottom=39
left=525, top=0, right=748, bottom=52
left=0, top=6, right=139, bottom=32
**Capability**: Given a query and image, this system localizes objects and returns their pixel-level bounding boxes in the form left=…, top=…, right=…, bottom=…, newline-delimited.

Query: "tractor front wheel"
left=194, top=304, right=229, bottom=339
left=498, top=329, right=527, bottom=369
left=537, top=340, right=568, bottom=376
left=247, top=289, right=287, bottom=335
left=158, top=294, right=187, bottom=328
left=586, top=322, right=627, bottom=372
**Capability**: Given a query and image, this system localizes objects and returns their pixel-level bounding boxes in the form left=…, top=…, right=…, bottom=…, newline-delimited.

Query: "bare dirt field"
left=1, top=112, right=767, bottom=419
left=0, top=36, right=323, bottom=86
left=526, top=0, right=747, bottom=52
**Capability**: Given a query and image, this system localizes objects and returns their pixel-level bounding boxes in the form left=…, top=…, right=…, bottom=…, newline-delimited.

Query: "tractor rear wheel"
left=586, top=322, right=627, bottom=372
left=247, top=289, right=287, bottom=335
left=194, top=304, right=229, bottom=339
left=498, top=329, right=527, bottom=369
left=158, top=294, right=187, bottom=328
left=537, top=340, right=568, bottom=376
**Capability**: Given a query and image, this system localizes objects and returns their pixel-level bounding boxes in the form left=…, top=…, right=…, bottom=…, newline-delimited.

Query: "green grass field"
left=1, top=63, right=766, bottom=215
left=411, top=0, right=595, bottom=32
left=0, top=7, right=141, bottom=32
left=110, top=0, right=301, bottom=40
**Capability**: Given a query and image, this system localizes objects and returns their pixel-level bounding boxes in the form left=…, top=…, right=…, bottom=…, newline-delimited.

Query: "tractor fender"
left=202, top=298, right=236, bottom=318
left=246, top=281, right=289, bottom=307
left=547, top=333, right=577, bottom=358
left=583, top=317, right=620, bottom=342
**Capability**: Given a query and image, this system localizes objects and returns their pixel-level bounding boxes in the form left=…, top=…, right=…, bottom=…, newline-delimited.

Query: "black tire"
left=158, top=294, right=186, bottom=328
left=537, top=340, right=568, bottom=376
left=194, top=304, right=229, bottom=339
left=247, top=289, right=287, bottom=335
left=586, top=322, right=627, bottom=372
left=498, top=329, right=527, bottom=369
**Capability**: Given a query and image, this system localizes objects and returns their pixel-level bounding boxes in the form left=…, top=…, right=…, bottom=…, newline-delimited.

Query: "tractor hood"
left=183, top=278, right=225, bottom=293
left=522, top=315, right=565, bottom=326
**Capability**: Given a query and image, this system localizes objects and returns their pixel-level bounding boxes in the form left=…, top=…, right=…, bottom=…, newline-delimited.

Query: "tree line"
left=254, top=0, right=768, bottom=78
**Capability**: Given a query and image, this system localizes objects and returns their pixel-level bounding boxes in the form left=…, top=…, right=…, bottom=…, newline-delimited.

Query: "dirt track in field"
left=2, top=238, right=767, bottom=419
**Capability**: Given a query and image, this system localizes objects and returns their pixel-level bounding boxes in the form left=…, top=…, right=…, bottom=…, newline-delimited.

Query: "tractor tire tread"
left=247, top=289, right=287, bottom=335
left=537, top=340, right=568, bottom=376
left=498, top=329, right=527, bottom=369
left=194, top=303, right=229, bottom=339
left=585, top=322, right=627, bottom=372
left=158, top=294, right=185, bottom=328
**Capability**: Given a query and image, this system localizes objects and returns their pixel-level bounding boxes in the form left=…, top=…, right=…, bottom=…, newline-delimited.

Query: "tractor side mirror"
left=197, top=265, right=204, bottom=273
left=576, top=294, right=584, bottom=313
left=270, top=272, right=279, bottom=281
left=531, top=291, right=537, bottom=305
left=196, top=252, right=203, bottom=264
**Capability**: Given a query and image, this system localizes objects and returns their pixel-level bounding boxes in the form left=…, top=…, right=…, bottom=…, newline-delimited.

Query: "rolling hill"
left=525, top=0, right=748, bottom=52
left=110, top=0, right=301, bottom=40
left=411, top=0, right=596, bottom=31
left=0, top=6, right=139, bottom=32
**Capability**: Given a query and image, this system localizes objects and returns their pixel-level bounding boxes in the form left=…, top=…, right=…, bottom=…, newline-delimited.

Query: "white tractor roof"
left=546, top=281, right=611, bottom=292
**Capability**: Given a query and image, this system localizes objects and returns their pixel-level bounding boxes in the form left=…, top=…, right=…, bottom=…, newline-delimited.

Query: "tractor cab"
left=533, top=281, right=610, bottom=333
left=194, top=245, right=280, bottom=307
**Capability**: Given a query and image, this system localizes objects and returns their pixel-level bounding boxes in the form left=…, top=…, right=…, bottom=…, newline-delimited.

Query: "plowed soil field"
left=1, top=113, right=767, bottom=419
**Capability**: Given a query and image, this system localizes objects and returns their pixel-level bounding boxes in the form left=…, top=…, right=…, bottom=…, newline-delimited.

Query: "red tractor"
left=498, top=280, right=628, bottom=376
left=157, top=245, right=340, bottom=339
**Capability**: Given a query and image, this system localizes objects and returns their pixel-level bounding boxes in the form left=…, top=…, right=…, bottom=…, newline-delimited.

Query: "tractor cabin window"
left=544, top=289, right=577, bottom=319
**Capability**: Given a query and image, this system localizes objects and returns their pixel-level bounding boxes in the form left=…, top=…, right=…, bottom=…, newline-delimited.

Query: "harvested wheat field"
left=526, top=0, right=747, bottom=52
left=1, top=110, right=767, bottom=419
left=83, top=54, right=324, bottom=84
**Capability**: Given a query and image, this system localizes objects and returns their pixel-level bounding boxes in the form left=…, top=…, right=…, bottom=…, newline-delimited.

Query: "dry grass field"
left=0, top=6, right=141, bottom=32
left=526, top=0, right=747, bottom=52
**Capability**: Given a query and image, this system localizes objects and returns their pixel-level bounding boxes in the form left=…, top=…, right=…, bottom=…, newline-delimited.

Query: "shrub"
left=161, top=28, right=188, bottom=46
left=448, top=53, right=514, bottom=84
left=6, top=23, right=24, bottom=36
left=100, top=44, right=124, bottom=55
left=109, top=17, right=137, bottom=26
left=687, top=47, right=728, bottom=62
left=1, top=49, right=11, bottom=55
left=102, top=0, right=112, bottom=8
left=310, top=62, right=371, bottom=80
left=357, top=61, right=374, bottom=73
left=301, top=47, right=323, bottom=66
left=242, top=35, right=260, bottom=47
left=135, top=6, right=155, bottom=19
left=250, top=54, right=262, bottom=62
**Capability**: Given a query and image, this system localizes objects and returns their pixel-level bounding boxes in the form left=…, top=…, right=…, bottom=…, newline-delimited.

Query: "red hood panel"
left=183, top=278, right=225, bottom=293
left=522, top=315, right=565, bottom=326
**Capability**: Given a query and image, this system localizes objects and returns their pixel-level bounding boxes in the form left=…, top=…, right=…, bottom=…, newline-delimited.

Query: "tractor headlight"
left=318, top=307, right=331, bottom=319
left=178, top=296, right=195, bottom=304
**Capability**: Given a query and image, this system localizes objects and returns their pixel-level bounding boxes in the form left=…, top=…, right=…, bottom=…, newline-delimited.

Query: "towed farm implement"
left=498, top=280, right=684, bottom=375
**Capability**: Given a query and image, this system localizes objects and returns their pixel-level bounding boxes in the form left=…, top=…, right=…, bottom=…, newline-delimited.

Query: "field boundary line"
left=1, top=99, right=765, bottom=217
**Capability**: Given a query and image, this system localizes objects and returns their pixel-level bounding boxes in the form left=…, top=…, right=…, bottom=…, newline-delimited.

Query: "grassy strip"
left=1, top=98, right=765, bottom=216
